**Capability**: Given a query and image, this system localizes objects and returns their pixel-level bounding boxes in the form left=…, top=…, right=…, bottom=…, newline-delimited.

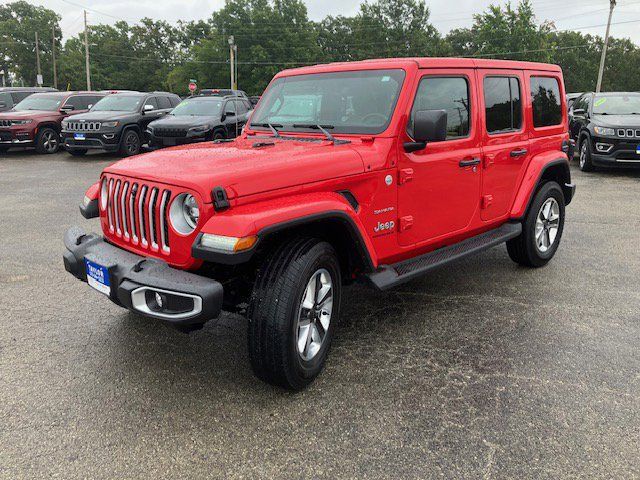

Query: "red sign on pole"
left=188, top=82, right=197, bottom=93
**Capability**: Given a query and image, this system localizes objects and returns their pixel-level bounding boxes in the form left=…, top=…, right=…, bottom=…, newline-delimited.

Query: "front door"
left=477, top=70, right=530, bottom=221
left=397, top=70, right=482, bottom=246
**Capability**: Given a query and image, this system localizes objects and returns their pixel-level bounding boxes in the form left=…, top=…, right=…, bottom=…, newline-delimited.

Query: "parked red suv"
left=64, top=58, right=575, bottom=389
left=0, top=91, right=105, bottom=154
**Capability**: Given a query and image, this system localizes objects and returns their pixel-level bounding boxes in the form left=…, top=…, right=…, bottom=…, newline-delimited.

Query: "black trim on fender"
left=191, top=210, right=375, bottom=272
left=337, top=191, right=359, bottom=212
left=80, top=198, right=99, bottom=219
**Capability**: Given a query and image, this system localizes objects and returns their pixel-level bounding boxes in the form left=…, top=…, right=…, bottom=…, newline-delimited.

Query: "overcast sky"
left=13, top=0, right=640, bottom=44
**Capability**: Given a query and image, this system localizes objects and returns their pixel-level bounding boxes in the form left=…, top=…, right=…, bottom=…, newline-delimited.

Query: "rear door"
left=397, top=69, right=482, bottom=246
left=478, top=69, right=529, bottom=222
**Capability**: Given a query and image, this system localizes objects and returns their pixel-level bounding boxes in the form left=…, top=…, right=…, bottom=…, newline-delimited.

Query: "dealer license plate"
left=85, top=259, right=110, bottom=296
left=636, top=145, right=640, bottom=155
left=74, top=133, right=86, bottom=140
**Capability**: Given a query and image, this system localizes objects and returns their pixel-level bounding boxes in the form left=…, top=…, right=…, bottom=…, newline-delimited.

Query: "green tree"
left=0, top=0, right=61, bottom=86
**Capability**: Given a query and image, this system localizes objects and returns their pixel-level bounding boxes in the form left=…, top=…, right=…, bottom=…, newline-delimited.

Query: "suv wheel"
left=120, top=130, right=141, bottom=157
left=248, top=238, right=341, bottom=390
left=507, top=181, right=565, bottom=268
left=35, top=128, right=60, bottom=154
left=213, top=130, right=226, bottom=141
left=579, top=137, right=595, bottom=172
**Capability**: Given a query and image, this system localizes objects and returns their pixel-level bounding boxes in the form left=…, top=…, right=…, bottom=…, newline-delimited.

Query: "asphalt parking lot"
left=1, top=149, right=639, bottom=479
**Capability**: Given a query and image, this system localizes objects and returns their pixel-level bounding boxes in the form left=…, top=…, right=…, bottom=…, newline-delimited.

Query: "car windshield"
left=250, top=69, right=406, bottom=134
left=592, top=95, right=640, bottom=115
left=13, top=94, right=64, bottom=111
left=170, top=99, right=223, bottom=116
left=91, top=95, right=142, bottom=112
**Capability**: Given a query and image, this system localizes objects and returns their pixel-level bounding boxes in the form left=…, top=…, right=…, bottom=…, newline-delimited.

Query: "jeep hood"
left=104, top=137, right=366, bottom=201
left=0, top=109, right=54, bottom=119
left=593, top=114, right=640, bottom=127
left=67, top=111, right=133, bottom=121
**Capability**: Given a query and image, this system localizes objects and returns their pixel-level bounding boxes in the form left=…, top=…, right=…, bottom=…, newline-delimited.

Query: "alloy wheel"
left=296, top=268, right=333, bottom=361
left=579, top=142, right=587, bottom=169
left=535, top=198, right=561, bottom=253
left=43, top=131, right=58, bottom=153
left=126, top=133, right=139, bottom=155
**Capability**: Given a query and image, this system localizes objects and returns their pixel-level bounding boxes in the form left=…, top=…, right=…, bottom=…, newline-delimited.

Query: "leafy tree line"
left=1, top=0, right=639, bottom=96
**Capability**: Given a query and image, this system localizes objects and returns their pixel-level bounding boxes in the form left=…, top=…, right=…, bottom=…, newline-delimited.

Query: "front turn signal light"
left=200, top=234, right=257, bottom=253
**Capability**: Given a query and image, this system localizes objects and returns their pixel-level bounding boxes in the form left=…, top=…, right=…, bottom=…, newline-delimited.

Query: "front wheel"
left=507, top=181, right=565, bottom=268
left=579, top=137, right=595, bottom=172
left=35, top=128, right=60, bottom=154
left=248, top=238, right=341, bottom=390
left=119, top=130, right=141, bottom=157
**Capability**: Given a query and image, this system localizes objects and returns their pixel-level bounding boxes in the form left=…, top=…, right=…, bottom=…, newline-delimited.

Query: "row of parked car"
left=0, top=87, right=255, bottom=157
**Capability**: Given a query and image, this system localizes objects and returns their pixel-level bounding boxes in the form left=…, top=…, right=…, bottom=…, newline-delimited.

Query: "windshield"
left=14, top=94, right=63, bottom=111
left=250, top=69, right=406, bottom=134
left=170, top=99, right=223, bottom=116
left=593, top=95, right=640, bottom=115
left=91, top=95, right=142, bottom=112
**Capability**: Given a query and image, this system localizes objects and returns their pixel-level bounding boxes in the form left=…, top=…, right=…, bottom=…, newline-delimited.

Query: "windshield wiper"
left=292, top=124, right=336, bottom=143
left=251, top=122, right=282, bottom=138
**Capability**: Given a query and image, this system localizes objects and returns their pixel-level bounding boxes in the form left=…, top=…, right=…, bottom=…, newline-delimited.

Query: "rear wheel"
left=579, top=137, right=595, bottom=172
left=507, top=181, right=565, bottom=268
left=68, top=149, right=87, bottom=157
left=35, top=128, right=60, bottom=154
left=119, top=130, right=141, bottom=157
left=248, top=238, right=341, bottom=390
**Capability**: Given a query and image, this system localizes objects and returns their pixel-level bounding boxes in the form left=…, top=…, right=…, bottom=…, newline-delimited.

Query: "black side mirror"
left=225, top=111, right=236, bottom=117
left=60, top=105, right=74, bottom=113
left=404, top=109, right=448, bottom=153
left=573, top=108, right=585, bottom=116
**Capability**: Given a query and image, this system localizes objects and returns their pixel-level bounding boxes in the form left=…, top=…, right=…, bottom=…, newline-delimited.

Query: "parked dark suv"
left=0, top=87, right=58, bottom=112
left=62, top=92, right=181, bottom=157
left=147, top=95, right=252, bottom=148
left=569, top=92, right=640, bottom=171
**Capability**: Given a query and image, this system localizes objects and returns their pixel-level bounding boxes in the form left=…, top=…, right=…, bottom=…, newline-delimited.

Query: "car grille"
left=617, top=129, right=640, bottom=138
left=102, top=175, right=172, bottom=254
left=0, top=120, right=12, bottom=127
left=67, top=121, right=101, bottom=132
left=154, top=127, right=189, bottom=138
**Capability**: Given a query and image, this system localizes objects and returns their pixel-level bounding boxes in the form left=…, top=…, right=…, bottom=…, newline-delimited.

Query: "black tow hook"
left=75, top=234, right=87, bottom=246
left=132, top=259, right=146, bottom=272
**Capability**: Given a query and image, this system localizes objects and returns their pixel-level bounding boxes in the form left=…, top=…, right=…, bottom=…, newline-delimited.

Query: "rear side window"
left=170, top=96, right=181, bottom=107
left=484, top=77, right=522, bottom=134
left=157, top=96, right=172, bottom=109
left=531, top=76, right=562, bottom=127
left=409, top=76, right=470, bottom=140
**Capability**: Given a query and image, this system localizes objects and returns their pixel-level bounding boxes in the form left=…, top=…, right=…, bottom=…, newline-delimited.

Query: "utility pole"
left=84, top=10, right=91, bottom=91
left=35, top=32, right=42, bottom=86
left=52, top=25, right=58, bottom=89
left=228, top=35, right=235, bottom=90
left=596, top=0, right=616, bottom=93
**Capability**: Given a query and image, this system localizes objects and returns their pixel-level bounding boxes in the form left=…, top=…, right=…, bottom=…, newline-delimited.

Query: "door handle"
left=510, top=148, right=528, bottom=157
left=459, top=158, right=481, bottom=167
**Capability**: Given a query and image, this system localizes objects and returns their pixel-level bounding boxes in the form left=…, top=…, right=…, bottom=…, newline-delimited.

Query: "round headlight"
left=100, top=178, right=108, bottom=210
left=170, top=193, right=199, bottom=235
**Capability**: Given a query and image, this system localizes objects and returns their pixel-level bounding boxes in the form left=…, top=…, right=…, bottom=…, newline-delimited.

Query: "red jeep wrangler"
left=63, top=58, right=575, bottom=390
left=0, top=91, right=105, bottom=154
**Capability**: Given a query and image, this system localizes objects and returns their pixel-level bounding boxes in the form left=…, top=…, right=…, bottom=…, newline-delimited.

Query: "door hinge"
left=398, top=168, right=414, bottom=185
left=484, top=154, right=495, bottom=170
left=399, top=215, right=414, bottom=232
left=481, top=195, right=494, bottom=209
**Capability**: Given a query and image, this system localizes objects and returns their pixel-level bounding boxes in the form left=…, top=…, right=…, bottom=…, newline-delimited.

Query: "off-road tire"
left=579, top=136, right=595, bottom=172
left=507, top=181, right=565, bottom=268
left=248, top=237, right=341, bottom=390
left=35, top=127, right=60, bottom=154
left=119, top=129, right=141, bottom=157
left=68, top=149, right=88, bottom=157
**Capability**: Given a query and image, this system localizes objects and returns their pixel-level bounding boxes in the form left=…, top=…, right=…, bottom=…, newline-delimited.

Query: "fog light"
left=155, top=292, right=164, bottom=309
left=596, top=143, right=613, bottom=153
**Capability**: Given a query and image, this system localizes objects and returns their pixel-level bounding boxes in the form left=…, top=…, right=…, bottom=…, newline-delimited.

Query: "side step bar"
left=365, top=222, right=522, bottom=291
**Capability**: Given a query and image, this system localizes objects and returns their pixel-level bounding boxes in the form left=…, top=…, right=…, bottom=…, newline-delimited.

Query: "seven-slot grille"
left=66, top=121, right=101, bottom=132
left=617, top=128, right=640, bottom=138
left=103, top=175, right=172, bottom=254
left=0, top=120, right=12, bottom=127
left=154, top=127, right=189, bottom=138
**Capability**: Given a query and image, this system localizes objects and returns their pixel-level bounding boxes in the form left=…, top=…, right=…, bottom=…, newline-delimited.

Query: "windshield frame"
left=249, top=68, right=407, bottom=136
left=13, top=94, right=66, bottom=112
left=90, top=95, right=144, bottom=113
left=592, top=94, right=640, bottom=116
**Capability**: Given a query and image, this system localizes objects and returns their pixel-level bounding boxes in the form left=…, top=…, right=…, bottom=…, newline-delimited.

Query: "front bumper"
left=590, top=136, right=640, bottom=168
left=62, top=131, right=120, bottom=151
left=0, top=128, right=34, bottom=146
left=63, top=226, right=223, bottom=327
left=147, top=133, right=206, bottom=149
